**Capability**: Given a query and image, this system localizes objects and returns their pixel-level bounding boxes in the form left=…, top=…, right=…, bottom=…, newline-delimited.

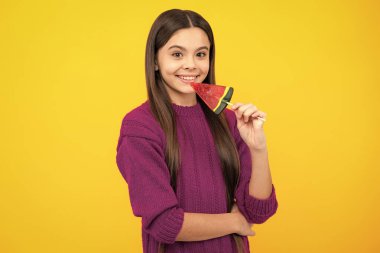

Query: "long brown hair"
left=145, top=9, right=246, bottom=253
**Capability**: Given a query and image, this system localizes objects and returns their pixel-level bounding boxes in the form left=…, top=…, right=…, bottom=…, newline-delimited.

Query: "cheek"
left=162, top=62, right=180, bottom=75
left=199, top=61, right=210, bottom=75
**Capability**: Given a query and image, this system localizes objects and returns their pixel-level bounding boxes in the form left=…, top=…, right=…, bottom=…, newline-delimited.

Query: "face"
left=156, top=27, right=210, bottom=105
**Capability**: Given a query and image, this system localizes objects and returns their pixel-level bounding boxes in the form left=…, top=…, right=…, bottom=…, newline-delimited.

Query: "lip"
left=176, top=75, right=199, bottom=84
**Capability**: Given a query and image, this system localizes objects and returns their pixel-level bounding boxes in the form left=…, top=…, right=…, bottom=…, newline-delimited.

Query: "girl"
left=116, top=9, right=278, bottom=253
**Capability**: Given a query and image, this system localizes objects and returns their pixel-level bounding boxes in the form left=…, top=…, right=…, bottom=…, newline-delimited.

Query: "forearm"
left=248, top=147, right=273, bottom=199
left=176, top=212, right=238, bottom=241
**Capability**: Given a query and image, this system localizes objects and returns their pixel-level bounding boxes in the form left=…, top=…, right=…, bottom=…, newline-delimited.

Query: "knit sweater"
left=116, top=99, right=278, bottom=253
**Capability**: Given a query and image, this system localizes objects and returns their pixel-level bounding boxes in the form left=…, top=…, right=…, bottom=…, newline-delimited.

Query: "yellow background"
left=1, top=0, right=379, bottom=252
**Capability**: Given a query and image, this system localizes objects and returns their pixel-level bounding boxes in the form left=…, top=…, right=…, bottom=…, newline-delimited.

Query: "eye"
left=172, top=52, right=183, bottom=58
left=197, top=52, right=207, bottom=57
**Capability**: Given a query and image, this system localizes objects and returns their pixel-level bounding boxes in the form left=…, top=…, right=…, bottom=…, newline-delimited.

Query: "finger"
left=231, top=102, right=244, bottom=110
left=236, top=104, right=256, bottom=120
left=250, top=111, right=266, bottom=120
left=242, top=107, right=258, bottom=123
left=249, top=230, right=256, bottom=236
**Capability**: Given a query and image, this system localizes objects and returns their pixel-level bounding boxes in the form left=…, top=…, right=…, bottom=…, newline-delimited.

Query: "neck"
left=170, top=94, right=197, bottom=106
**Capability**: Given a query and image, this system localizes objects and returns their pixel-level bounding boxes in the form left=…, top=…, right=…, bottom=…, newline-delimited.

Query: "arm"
left=177, top=209, right=255, bottom=241
left=117, top=119, right=241, bottom=243
left=116, top=120, right=184, bottom=244
left=249, top=147, right=273, bottom=199
left=227, top=110, right=278, bottom=224
left=176, top=212, right=238, bottom=241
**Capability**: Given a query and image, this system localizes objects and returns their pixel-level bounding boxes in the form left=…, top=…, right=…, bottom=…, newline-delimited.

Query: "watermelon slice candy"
left=189, top=82, right=234, bottom=115
left=190, top=82, right=267, bottom=122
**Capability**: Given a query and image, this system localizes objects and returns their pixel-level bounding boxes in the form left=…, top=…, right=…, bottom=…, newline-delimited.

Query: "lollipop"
left=190, top=82, right=233, bottom=115
left=190, top=82, right=266, bottom=122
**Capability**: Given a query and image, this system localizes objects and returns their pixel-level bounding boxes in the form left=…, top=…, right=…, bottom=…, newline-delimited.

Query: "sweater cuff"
left=155, top=208, right=184, bottom=244
left=245, top=184, right=278, bottom=218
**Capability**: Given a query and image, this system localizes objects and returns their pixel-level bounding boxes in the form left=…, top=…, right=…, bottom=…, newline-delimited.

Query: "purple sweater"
left=116, top=100, right=278, bottom=253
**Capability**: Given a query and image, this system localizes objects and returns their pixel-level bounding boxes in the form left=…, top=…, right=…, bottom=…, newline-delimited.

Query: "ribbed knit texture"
left=116, top=100, right=278, bottom=253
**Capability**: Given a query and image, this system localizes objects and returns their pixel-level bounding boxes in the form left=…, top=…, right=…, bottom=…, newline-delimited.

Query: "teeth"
left=178, top=75, right=197, bottom=80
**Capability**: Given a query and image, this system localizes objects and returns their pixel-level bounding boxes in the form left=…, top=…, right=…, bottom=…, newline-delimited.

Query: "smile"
left=176, top=75, right=199, bottom=83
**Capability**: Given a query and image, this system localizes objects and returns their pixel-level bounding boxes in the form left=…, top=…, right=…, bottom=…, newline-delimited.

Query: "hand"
left=231, top=102, right=267, bottom=151
left=231, top=203, right=256, bottom=237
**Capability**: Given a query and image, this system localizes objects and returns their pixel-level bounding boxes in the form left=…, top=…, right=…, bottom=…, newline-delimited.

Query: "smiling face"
left=156, top=27, right=210, bottom=106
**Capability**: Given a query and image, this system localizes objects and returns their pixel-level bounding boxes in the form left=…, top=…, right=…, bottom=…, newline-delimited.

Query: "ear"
left=154, top=60, right=159, bottom=71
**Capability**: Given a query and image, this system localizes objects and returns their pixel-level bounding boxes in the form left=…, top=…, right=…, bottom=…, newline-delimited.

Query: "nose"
left=183, top=56, right=196, bottom=69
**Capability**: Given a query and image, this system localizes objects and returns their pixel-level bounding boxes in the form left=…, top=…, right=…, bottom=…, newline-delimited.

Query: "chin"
left=180, top=88, right=196, bottom=94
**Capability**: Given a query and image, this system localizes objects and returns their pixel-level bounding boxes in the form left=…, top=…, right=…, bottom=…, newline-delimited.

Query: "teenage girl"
left=116, top=9, right=278, bottom=253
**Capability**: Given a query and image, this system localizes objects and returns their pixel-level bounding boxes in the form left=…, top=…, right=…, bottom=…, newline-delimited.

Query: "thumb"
left=248, top=229, right=256, bottom=236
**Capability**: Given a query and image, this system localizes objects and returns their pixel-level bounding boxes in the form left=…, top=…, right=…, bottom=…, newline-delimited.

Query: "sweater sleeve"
left=228, top=111, right=278, bottom=224
left=116, top=119, right=184, bottom=244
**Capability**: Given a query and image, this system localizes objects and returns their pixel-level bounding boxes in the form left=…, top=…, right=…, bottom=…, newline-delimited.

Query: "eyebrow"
left=168, top=45, right=209, bottom=51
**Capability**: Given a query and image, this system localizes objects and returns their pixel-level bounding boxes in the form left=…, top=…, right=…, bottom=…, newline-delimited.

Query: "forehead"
left=163, top=27, right=210, bottom=50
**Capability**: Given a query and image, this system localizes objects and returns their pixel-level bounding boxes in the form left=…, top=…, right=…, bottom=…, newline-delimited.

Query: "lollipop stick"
left=223, top=100, right=233, bottom=106
left=222, top=100, right=266, bottom=122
